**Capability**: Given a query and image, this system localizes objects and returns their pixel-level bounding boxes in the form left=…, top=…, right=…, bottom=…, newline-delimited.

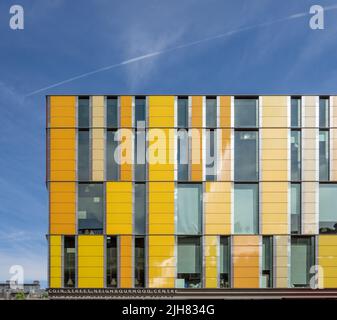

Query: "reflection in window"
left=291, top=183, right=301, bottom=234
left=319, top=97, right=329, bottom=128
left=135, top=237, right=145, bottom=288
left=261, top=236, right=273, bottom=288
left=234, top=183, right=258, bottom=234
left=178, top=97, right=188, bottom=128
left=319, top=184, right=337, bottom=234
left=206, top=97, right=217, bottom=128
left=234, top=131, right=258, bottom=181
left=106, top=130, right=119, bottom=181
left=319, top=131, right=329, bottom=181
left=78, top=130, right=90, bottom=181
left=107, top=96, right=118, bottom=128
left=64, top=236, right=75, bottom=288
left=234, top=98, right=258, bottom=127
left=206, top=129, right=216, bottom=181
left=78, top=183, right=103, bottom=234
left=106, top=236, right=117, bottom=287
left=177, top=236, right=202, bottom=288
left=135, top=129, right=146, bottom=181
left=177, top=129, right=189, bottom=181
left=135, top=183, right=146, bottom=235
left=220, top=236, right=231, bottom=288
left=291, top=97, right=301, bottom=127
left=290, top=237, right=315, bottom=287
left=78, top=96, right=90, bottom=128
left=177, top=184, right=202, bottom=235
left=291, top=130, right=301, bottom=181
left=135, top=97, right=146, bottom=126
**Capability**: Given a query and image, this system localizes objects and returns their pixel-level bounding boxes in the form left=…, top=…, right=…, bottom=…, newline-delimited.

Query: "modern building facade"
left=47, top=95, right=337, bottom=294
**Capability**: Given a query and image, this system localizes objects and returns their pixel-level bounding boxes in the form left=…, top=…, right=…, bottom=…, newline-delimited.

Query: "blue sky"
left=1, top=0, right=337, bottom=286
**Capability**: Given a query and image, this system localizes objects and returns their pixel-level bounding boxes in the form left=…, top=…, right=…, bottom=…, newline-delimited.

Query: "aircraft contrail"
left=26, top=5, right=337, bottom=97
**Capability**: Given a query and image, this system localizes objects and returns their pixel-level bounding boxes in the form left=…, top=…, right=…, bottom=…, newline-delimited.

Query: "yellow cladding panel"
left=219, top=96, right=231, bottom=127
left=77, top=235, right=104, bottom=288
left=261, top=182, right=288, bottom=234
left=191, top=96, right=203, bottom=127
left=148, top=236, right=175, bottom=288
left=318, top=235, right=337, bottom=288
left=233, top=236, right=260, bottom=288
left=148, top=96, right=174, bottom=127
left=205, top=236, right=218, bottom=288
left=49, top=96, right=76, bottom=128
left=204, top=182, right=231, bottom=234
left=148, top=182, right=175, bottom=235
left=191, top=128, right=203, bottom=181
left=120, top=235, right=133, bottom=288
left=274, top=236, right=289, bottom=288
left=49, top=235, right=62, bottom=288
left=91, top=128, right=105, bottom=181
left=217, top=129, right=231, bottom=181
left=120, top=96, right=132, bottom=127
left=106, top=182, right=133, bottom=234
left=49, top=182, right=76, bottom=235
left=91, top=96, right=105, bottom=127
left=119, top=128, right=133, bottom=181
left=261, top=96, right=288, bottom=127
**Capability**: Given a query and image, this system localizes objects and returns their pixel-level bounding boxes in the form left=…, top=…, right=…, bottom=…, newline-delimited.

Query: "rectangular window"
left=206, top=129, right=216, bottom=181
left=220, top=236, right=231, bottom=288
left=78, top=96, right=90, bottom=128
left=135, top=97, right=146, bottom=127
left=177, top=184, right=202, bottom=234
left=319, top=184, right=337, bottom=234
left=78, top=183, right=103, bottom=234
left=261, top=236, right=273, bottom=288
left=107, top=96, right=118, bottom=128
left=106, top=130, right=119, bottom=181
left=234, top=131, right=258, bottom=181
left=177, top=129, right=189, bottom=181
left=78, top=130, right=90, bottom=181
left=106, top=236, right=117, bottom=287
left=134, top=183, right=146, bottom=235
left=234, top=98, right=258, bottom=127
left=135, top=129, right=146, bottom=181
left=290, top=237, right=315, bottom=287
left=178, top=97, right=188, bottom=128
left=291, top=130, right=301, bottom=181
left=291, top=97, right=301, bottom=127
left=135, top=237, right=145, bottom=288
left=234, top=183, right=258, bottom=234
left=319, top=97, right=329, bottom=128
left=64, top=236, right=75, bottom=288
left=177, top=236, right=202, bottom=288
left=291, top=183, right=301, bottom=234
left=206, top=96, right=217, bottom=128
left=319, top=130, right=329, bottom=181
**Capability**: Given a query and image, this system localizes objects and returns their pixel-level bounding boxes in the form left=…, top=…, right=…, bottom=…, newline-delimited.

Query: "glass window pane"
left=78, top=97, right=90, bottom=128
left=178, top=129, right=189, bottom=181
left=178, top=97, right=188, bottom=128
left=177, top=184, right=202, bottom=234
left=220, top=236, right=230, bottom=288
left=135, top=97, right=146, bottom=126
left=291, top=237, right=314, bottom=287
left=261, top=236, right=273, bottom=288
left=319, top=131, right=329, bottom=180
left=106, top=236, right=117, bottom=287
left=78, top=130, right=90, bottom=181
left=106, top=130, right=119, bottom=181
left=135, top=237, right=145, bottom=288
left=234, top=184, right=258, bottom=234
left=64, top=236, right=75, bottom=288
left=291, top=130, right=301, bottom=181
left=319, top=98, right=329, bottom=128
left=135, top=129, right=146, bottom=181
left=206, top=97, right=217, bottom=128
left=206, top=130, right=216, bottom=181
left=291, top=98, right=301, bottom=127
left=107, top=97, right=118, bottom=128
left=78, top=183, right=103, bottom=234
left=234, top=98, right=258, bottom=127
left=135, top=183, right=146, bottom=234
left=291, top=183, right=301, bottom=234
left=319, top=184, right=337, bottom=233
left=234, top=131, right=258, bottom=181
